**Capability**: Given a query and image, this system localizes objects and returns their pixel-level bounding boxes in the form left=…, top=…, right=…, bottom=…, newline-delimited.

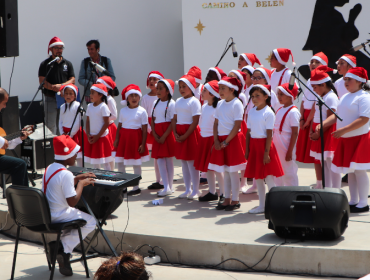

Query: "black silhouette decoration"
left=299, top=0, right=370, bottom=81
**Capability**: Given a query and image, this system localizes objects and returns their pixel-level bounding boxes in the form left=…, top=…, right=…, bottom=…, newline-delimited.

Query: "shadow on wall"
left=299, top=0, right=370, bottom=81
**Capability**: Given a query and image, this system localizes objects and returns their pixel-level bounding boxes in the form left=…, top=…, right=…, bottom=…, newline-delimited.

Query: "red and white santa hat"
left=310, top=65, right=334, bottom=85
left=229, top=70, right=247, bottom=88
left=177, top=75, right=197, bottom=93
left=157, top=79, right=175, bottom=96
left=204, top=80, right=220, bottom=99
left=147, top=71, right=165, bottom=89
left=218, top=76, right=242, bottom=93
left=252, top=84, right=271, bottom=97
left=187, top=66, right=202, bottom=83
left=48, top=37, right=64, bottom=54
left=97, top=76, right=116, bottom=90
left=91, top=84, right=108, bottom=96
left=240, top=53, right=262, bottom=67
left=336, top=54, right=357, bottom=68
left=60, top=84, right=78, bottom=96
left=254, top=67, right=272, bottom=85
left=272, top=48, right=296, bottom=67
left=241, top=65, right=255, bottom=75
left=345, top=67, right=369, bottom=83
left=53, top=135, right=80, bottom=160
left=121, top=84, right=142, bottom=106
left=277, top=83, right=299, bottom=102
left=208, top=67, right=227, bottom=81
left=311, top=52, right=328, bottom=66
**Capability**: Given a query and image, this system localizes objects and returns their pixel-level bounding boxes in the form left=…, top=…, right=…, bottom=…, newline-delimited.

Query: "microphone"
left=90, top=61, right=111, bottom=76
left=351, top=40, right=370, bottom=52
left=289, top=67, right=296, bottom=90
left=231, top=38, right=238, bottom=58
left=47, top=56, right=60, bottom=65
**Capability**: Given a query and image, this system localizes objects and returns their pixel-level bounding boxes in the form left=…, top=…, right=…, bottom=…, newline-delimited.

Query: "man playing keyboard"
left=42, top=135, right=96, bottom=276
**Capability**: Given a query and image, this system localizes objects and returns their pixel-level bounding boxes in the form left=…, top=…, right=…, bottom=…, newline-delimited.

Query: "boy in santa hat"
left=43, top=135, right=96, bottom=276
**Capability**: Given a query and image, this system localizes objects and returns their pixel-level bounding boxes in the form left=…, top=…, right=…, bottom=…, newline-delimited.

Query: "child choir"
left=58, top=49, right=370, bottom=213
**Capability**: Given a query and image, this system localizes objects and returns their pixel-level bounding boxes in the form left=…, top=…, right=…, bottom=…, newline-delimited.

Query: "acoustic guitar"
left=0, top=125, right=35, bottom=155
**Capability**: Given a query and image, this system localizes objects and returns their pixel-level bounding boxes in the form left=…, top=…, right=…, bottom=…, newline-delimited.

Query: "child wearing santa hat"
left=270, top=48, right=297, bottom=110
left=97, top=76, right=118, bottom=171
left=43, top=135, right=95, bottom=276
left=84, top=84, right=114, bottom=170
left=296, top=52, right=328, bottom=164
left=173, top=75, right=202, bottom=199
left=208, top=77, right=247, bottom=211
left=204, top=67, right=227, bottom=84
left=187, top=66, right=205, bottom=104
left=58, top=84, right=85, bottom=167
left=244, top=85, right=284, bottom=214
left=195, top=80, right=225, bottom=203
left=238, top=53, right=262, bottom=70
left=114, top=84, right=149, bottom=196
left=273, top=83, right=301, bottom=186
left=309, top=66, right=341, bottom=189
left=142, top=71, right=165, bottom=190
left=322, top=67, right=370, bottom=212
left=151, top=79, right=176, bottom=197
left=335, top=54, right=356, bottom=99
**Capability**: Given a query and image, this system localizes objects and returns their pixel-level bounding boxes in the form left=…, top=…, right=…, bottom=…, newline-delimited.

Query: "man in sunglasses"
left=38, top=37, right=75, bottom=135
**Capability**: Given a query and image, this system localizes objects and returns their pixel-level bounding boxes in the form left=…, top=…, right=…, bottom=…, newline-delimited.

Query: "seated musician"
left=43, top=135, right=96, bottom=276
left=0, top=87, right=31, bottom=187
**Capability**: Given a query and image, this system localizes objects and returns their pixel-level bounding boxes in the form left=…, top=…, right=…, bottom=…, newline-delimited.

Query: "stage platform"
left=1, top=158, right=370, bottom=278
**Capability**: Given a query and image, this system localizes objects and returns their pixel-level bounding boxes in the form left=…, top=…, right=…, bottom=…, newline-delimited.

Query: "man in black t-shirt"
left=38, top=37, right=75, bottom=135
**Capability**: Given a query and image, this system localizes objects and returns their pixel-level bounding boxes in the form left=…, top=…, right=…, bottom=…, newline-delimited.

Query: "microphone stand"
left=291, top=69, right=343, bottom=189
left=215, top=38, right=235, bottom=67
left=23, top=61, right=57, bottom=170
left=67, top=65, right=95, bottom=168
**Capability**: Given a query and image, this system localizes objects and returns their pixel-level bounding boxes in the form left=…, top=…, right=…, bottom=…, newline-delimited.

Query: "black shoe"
left=342, top=174, right=348, bottom=183
left=56, top=252, right=73, bottom=276
left=199, top=192, right=218, bottom=202
left=225, top=203, right=241, bottom=211
left=216, top=204, right=228, bottom=210
left=349, top=204, right=357, bottom=210
left=200, top=178, right=208, bottom=185
left=148, top=182, right=164, bottom=189
left=128, top=188, right=141, bottom=196
left=218, top=194, right=225, bottom=205
left=350, top=205, right=369, bottom=213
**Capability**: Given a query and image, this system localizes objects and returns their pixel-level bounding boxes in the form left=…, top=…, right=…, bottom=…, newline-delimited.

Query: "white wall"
left=182, top=0, right=370, bottom=84
left=0, top=0, right=184, bottom=103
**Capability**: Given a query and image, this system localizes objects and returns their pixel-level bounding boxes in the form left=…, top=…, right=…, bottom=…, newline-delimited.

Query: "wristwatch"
left=222, top=141, right=229, bottom=147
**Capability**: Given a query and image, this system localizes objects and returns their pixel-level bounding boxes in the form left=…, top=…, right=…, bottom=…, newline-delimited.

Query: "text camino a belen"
left=202, top=1, right=284, bottom=8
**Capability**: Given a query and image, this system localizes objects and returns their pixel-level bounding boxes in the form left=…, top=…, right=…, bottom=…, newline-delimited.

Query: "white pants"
left=51, top=207, right=96, bottom=254
left=273, top=132, right=299, bottom=187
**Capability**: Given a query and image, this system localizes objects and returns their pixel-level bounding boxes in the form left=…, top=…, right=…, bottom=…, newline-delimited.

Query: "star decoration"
left=195, top=20, right=205, bottom=35
left=266, top=51, right=273, bottom=63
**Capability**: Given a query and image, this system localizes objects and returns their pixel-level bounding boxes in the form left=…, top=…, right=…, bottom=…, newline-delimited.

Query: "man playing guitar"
left=0, top=87, right=31, bottom=187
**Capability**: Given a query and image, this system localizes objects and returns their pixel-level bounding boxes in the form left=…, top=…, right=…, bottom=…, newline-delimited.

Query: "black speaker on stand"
left=265, top=187, right=350, bottom=240
left=0, top=0, right=19, bottom=57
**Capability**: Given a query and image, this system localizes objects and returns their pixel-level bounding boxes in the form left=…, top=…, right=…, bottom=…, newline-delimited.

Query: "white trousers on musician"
left=273, top=132, right=299, bottom=187
left=51, top=207, right=95, bottom=254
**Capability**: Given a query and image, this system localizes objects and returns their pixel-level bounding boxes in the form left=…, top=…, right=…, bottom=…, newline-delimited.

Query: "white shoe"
left=243, top=185, right=257, bottom=194
left=313, top=185, right=322, bottom=189
left=157, top=190, right=172, bottom=197
left=178, top=192, right=190, bottom=199
left=240, top=186, right=249, bottom=193
left=249, top=206, right=264, bottom=214
left=187, top=193, right=200, bottom=200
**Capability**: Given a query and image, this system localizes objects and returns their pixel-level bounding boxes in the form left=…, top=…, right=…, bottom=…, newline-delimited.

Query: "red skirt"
left=310, top=122, right=338, bottom=164
left=208, top=133, right=247, bottom=173
left=84, top=135, right=113, bottom=164
left=174, top=124, right=200, bottom=161
left=62, top=126, right=86, bottom=159
left=332, top=132, right=370, bottom=173
left=107, top=122, right=117, bottom=149
left=295, top=110, right=315, bottom=164
left=113, top=128, right=149, bottom=165
left=241, top=120, right=247, bottom=137
left=244, top=138, right=284, bottom=179
left=151, top=122, right=176, bottom=159
left=147, top=117, right=154, bottom=145
left=194, top=135, right=214, bottom=172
